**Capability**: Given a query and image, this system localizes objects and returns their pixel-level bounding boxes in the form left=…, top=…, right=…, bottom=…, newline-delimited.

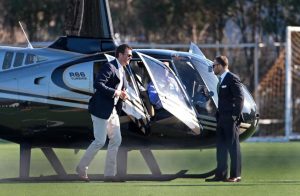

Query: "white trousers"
left=77, top=108, right=122, bottom=176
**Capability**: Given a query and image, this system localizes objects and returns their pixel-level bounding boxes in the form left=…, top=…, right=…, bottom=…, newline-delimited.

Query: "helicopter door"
left=104, top=54, right=150, bottom=134
left=137, top=52, right=201, bottom=135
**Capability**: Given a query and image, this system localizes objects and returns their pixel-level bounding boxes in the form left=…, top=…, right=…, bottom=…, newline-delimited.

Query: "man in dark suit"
left=76, top=44, right=132, bottom=182
left=206, top=55, right=244, bottom=183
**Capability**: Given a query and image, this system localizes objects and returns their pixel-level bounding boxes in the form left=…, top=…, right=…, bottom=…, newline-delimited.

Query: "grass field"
left=0, top=142, right=300, bottom=196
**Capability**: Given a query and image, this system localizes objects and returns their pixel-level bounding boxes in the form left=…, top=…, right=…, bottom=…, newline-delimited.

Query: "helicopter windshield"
left=172, top=53, right=257, bottom=124
left=191, top=56, right=257, bottom=120
left=190, top=57, right=218, bottom=104
left=172, top=55, right=217, bottom=116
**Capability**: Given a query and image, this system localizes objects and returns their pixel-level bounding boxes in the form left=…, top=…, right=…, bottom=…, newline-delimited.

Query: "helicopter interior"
left=129, top=61, right=155, bottom=117
left=92, top=55, right=216, bottom=124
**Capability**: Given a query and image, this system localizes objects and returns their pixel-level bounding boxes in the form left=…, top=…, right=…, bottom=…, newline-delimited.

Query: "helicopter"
left=0, top=0, right=259, bottom=181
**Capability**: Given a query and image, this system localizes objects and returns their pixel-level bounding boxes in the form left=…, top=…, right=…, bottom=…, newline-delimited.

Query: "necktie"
left=217, top=76, right=221, bottom=94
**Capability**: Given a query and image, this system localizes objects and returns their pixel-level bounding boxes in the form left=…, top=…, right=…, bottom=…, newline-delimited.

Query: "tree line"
left=1, top=0, right=299, bottom=44
left=0, top=0, right=300, bottom=91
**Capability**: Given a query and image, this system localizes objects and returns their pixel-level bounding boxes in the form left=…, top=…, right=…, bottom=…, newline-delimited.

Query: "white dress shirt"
left=114, top=59, right=124, bottom=105
left=219, top=70, right=229, bottom=84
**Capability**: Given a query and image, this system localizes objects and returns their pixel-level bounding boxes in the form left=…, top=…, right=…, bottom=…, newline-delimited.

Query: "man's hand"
left=114, top=90, right=121, bottom=97
left=115, top=90, right=128, bottom=100
left=120, top=90, right=128, bottom=100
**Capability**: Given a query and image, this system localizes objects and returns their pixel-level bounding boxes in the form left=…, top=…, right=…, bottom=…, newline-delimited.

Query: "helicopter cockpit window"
left=172, top=55, right=216, bottom=115
left=25, top=54, right=47, bottom=65
left=191, top=58, right=218, bottom=102
left=13, top=52, right=25, bottom=67
left=36, top=55, right=48, bottom=63
left=2, top=52, right=14, bottom=70
left=172, top=56, right=205, bottom=98
left=141, top=57, right=192, bottom=110
left=25, top=54, right=37, bottom=65
left=129, top=61, right=149, bottom=90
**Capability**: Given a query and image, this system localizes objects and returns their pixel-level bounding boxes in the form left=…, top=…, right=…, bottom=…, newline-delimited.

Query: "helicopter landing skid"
left=3, top=144, right=215, bottom=182
left=117, top=147, right=216, bottom=180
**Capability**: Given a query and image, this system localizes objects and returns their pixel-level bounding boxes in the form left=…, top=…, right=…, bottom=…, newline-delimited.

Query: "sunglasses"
left=212, top=63, right=219, bottom=68
left=122, top=53, right=132, bottom=58
left=125, top=53, right=132, bottom=58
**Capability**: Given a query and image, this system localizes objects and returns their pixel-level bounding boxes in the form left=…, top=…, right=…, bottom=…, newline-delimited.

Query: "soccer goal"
left=249, top=26, right=300, bottom=142
left=285, top=26, right=300, bottom=140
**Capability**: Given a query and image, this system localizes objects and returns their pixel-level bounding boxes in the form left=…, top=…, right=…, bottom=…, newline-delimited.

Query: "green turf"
left=1, top=142, right=300, bottom=196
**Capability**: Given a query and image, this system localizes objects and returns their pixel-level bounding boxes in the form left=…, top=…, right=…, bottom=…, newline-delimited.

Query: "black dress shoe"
left=205, top=176, right=226, bottom=182
left=103, top=176, right=125, bottom=182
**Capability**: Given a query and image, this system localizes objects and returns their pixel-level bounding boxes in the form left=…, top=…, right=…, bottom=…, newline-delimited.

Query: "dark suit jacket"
left=88, top=59, right=128, bottom=119
left=217, top=71, right=244, bottom=120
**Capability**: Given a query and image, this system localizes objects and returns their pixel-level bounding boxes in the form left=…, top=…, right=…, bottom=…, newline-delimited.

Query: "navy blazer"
left=88, top=59, right=128, bottom=119
left=217, top=72, right=244, bottom=119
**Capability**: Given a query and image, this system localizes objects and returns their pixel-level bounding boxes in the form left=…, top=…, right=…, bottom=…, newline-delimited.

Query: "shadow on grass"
left=0, top=169, right=219, bottom=184
left=137, top=181, right=300, bottom=187
left=0, top=171, right=188, bottom=184
left=1, top=177, right=300, bottom=186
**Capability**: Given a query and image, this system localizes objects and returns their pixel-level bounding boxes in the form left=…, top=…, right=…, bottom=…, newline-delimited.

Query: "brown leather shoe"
left=225, top=177, right=241, bottom=182
left=76, top=166, right=90, bottom=182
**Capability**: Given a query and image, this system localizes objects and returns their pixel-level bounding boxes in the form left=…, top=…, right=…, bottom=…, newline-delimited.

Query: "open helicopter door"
left=188, top=42, right=206, bottom=59
left=104, top=54, right=150, bottom=134
left=136, top=52, right=201, bottom=135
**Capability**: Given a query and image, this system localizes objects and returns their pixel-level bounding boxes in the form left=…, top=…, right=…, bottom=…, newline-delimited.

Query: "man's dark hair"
left=215, top=55, right=228, bottom=67
left=115, top=44, right=132, bottom=58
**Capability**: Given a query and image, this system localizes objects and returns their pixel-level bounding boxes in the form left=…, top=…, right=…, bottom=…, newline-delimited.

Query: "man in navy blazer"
left=206, top=55, right=244, bottom=183
left=76, top=44, right=132, bottom=182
